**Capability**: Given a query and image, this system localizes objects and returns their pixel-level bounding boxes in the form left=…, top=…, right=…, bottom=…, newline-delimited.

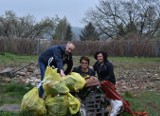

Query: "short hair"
left=66, top=42, right=75, bottom=46
left=80, top=56, right=90, bottom=65
left=94, top=51, right=108, bottom=62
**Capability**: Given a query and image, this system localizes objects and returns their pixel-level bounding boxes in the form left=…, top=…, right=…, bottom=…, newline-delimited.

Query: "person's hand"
left=60, top=69, right=66, bottom=77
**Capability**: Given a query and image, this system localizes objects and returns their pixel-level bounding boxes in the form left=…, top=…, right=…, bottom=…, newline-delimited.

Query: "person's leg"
left=100, top=81, right=124, bottom=116
left=38, top=61, right=46, bottom=98
left=110, top=99, right=123, bottom=116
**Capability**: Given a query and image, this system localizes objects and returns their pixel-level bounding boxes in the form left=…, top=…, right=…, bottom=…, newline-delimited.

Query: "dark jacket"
left=39, top=45, right=73, bottom=75
left=72, top=66, right=95, bottom=77
left=93, top=60, right=116, bottom=84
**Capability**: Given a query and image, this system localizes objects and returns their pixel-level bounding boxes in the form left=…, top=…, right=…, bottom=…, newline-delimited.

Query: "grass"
left=0, top=53, right=160, bottom=115
left=109, top=56, right=160, bottom=63
left=1, top=53, right=159, bottom=67
left=0, top=53, right=37, bottom=67
left=121, top=91, right=160, bottom=116
left=0, top=81, right=33, bottom=106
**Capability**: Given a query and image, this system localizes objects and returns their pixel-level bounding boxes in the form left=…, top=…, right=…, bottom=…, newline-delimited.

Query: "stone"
left=0, top=104, right=20, bottom=113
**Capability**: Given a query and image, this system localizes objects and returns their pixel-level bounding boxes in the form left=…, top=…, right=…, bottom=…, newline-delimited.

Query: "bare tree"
left=0, top=10, right=59, bottom=39
left=83, top=0, right=160, bottom=39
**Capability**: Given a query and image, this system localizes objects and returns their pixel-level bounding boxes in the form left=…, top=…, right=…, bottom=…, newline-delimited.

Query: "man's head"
left=65, top=42, right=75, bottom=54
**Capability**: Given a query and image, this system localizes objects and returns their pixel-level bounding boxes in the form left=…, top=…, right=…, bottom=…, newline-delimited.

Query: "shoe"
left=110, top=100, right=123, bottom=116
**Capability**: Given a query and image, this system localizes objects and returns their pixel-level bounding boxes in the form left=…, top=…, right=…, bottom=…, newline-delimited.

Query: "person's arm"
left=93, top=62, right=98, bottom=71
left=60, top=69, right=66, bottom=77
left=53, top=47, right=65, bottom=76
left=91, top=69, right=96, bottom=77
left=72, top=67, right=76, bottom=72
left=105, top=63, right=116, bottom=84
left=89, top=67, right=96, bottom=77
left=93, top=62, right=98, bottom=77
left=64, top=55, right=73, bottom=75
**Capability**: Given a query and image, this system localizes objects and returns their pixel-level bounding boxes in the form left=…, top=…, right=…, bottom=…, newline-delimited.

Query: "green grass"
left=0, top=81, right=33, bottom=106
left=0, top=80, right=34, bottom=115
left=121, top=91, right=160, bottom=116
left=0, top=53, right=159, bottom=67
left=109, top=56, right=160, bottom=64
left=0, top=53, right=37, bottom=67
left=72, top=56, right=160, bottom=67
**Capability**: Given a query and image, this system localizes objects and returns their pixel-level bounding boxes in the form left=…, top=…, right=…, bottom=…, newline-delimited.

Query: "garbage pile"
left=0, top=63, right=41, bottom=86
left=21, top=66, right=86, bottom=116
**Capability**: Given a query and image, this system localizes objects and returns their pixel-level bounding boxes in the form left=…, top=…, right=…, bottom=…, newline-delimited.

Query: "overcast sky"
left=0, top=0, right=99, bottom=27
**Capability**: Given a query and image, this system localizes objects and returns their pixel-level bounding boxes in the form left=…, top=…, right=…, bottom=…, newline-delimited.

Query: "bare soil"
left=115, top=62, right=160, bottom=94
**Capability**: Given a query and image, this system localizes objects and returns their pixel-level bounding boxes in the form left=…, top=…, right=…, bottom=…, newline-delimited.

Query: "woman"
left=72, top=56, right=95, bottom=78
left=72, top=56, right=97, bottom=101
left=93, top=51, right=124, bottom=116
left=93, top=51, right=116, bottom=84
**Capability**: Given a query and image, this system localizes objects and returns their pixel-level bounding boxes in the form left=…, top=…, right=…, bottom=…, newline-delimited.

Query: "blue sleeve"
left=53, top=47, right=63, bottom=70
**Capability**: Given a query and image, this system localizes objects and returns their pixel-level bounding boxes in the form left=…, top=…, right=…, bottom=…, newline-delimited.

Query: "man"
left=38, top=42, right=75, bottom=97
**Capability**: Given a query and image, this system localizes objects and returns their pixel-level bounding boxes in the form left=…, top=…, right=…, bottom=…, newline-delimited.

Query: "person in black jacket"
left=72, top=56, right=95, bottom=78
left=93, top=51, right=123, bottom=116
left=72, top=56, right=95, bottom=100
left=38, top=42, right=75, bottom=97
left=93, top=51, right=116, bottom=84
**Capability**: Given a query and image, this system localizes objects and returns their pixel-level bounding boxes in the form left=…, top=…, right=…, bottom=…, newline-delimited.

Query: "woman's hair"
left=80, top=56, right=90, bottom=65
left=94, top=51, right=108, bottom=62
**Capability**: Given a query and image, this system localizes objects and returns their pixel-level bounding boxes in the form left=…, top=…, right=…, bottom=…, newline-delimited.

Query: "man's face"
left=65, top=43, right=75, bottom=54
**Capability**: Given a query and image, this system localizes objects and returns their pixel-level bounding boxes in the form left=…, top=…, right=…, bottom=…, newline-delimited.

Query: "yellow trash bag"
left=67, top=93, right=80, bottom=115
left=21, top=87, right=47, bottom=116
left=45, top=94, right=69, bottom=116
left=43, top=66, right=69, bottom=96
left=64, top=72, right=86, bottom=92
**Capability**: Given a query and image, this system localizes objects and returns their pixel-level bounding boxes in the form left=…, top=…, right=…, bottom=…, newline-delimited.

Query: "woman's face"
left=96, top=53, right=104, bottom=63
left=80, top=59, right=89, bottom=69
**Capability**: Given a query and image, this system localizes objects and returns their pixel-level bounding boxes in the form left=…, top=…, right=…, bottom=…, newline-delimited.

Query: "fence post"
left=36, top=38, right=40, bottom=55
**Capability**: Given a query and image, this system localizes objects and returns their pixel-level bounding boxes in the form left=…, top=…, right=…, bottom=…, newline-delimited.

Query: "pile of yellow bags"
left=21, top=66, right=86, bottom=116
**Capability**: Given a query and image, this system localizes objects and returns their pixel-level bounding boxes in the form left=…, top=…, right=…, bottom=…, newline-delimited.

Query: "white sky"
left=0, top=0, right=99, bottom=27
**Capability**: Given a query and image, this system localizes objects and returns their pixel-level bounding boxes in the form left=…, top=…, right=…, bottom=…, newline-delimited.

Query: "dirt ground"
left=1, top=62, right=160, bottom=94
left=114, top=62, right=160, bottom=94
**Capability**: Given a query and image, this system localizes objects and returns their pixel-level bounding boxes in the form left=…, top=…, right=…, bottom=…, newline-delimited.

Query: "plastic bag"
left=67, top=93, right=80, bottom=115
left=21, top=87, right=47, bottom=115
left=45, top=94, right=69, bottom=116
left=43, top=66, right=69, bottom=96
left=64, top=72, right=86, bottom=92
left=43, top=66, right=61, bottom=82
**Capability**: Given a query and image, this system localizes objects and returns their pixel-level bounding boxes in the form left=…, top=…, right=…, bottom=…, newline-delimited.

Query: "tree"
left=84, top=0, right=160, bottom=39
left=79, top=22, right=99, bottom=41
left=52, top=16, right=70, bottom=40
left=0, top=10, right=58, bottom=39
left=64, top=25, right=72, bottom=41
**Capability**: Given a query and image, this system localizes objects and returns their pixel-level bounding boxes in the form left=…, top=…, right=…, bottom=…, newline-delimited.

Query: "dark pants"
left=38, top=60, right=46, bottom=98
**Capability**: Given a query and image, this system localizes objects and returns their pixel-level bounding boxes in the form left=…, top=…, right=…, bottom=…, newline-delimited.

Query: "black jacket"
left=39, top=45, right=73, bottom=75
left=93, top=60, right=116, bottom=84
